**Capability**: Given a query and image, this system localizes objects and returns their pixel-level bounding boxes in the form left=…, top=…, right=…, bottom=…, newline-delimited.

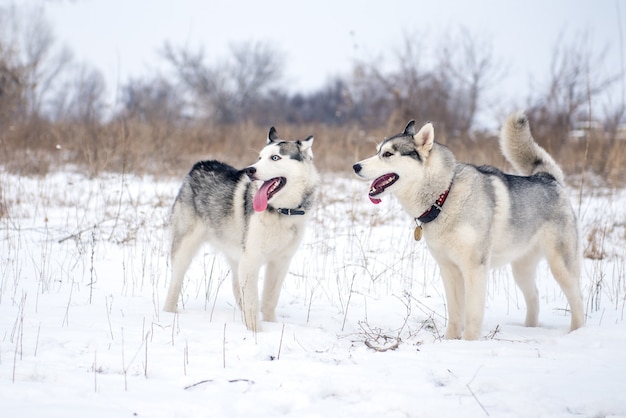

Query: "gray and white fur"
left=353, top=111, right=584, bottom=340
left=163, top=127, right=319, bottom=332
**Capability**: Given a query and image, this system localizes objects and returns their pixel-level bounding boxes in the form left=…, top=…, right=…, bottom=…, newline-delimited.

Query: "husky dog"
left=353, top=112, right=584, bottom=340
left=163, top=127, right=319, bottom=332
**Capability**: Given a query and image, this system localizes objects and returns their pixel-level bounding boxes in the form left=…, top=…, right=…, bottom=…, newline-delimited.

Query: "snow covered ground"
left=1, top=170, right=625, bottom=417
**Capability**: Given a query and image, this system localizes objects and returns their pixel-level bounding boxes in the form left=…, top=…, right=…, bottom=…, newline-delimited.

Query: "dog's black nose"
left=353, top=163, right=362, bottom=174
left=244, top=166, right=256, bottom=178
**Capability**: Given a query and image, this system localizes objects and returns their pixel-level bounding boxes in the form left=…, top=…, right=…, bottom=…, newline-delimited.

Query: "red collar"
left=416, top=183, right=452, bottom=224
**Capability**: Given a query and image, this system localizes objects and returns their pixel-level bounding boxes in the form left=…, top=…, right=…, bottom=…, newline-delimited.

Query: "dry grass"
left=584, top=225, right=608, bottom=260
left=0, top=118, right=624, bottom=186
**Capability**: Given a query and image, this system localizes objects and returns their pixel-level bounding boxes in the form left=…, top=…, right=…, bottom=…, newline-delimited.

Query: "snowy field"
left=1, top=169, right=625, bottom=418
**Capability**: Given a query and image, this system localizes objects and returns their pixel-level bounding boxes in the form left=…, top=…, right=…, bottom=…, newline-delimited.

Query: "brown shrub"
left=1, top=118, right=624, bottom=187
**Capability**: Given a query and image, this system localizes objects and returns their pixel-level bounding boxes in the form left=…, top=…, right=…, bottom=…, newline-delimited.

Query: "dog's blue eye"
left=382, top=151, right=393, bottom=158
left=271, top=155, right=281, bottom=161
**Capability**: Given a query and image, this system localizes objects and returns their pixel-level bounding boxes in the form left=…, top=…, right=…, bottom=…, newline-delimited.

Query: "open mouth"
left=368, top=173, right=398, bottom=204
left=253, top=177, right=286, bottom=212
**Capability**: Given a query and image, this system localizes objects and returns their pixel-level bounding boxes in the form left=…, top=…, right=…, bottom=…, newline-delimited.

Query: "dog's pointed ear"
left=298, top=135, right=314, bottom=159
left=413, top=122, right=434, bottom=157
left=267, top=127, right=279, bottom=143
left=403, top=120, right=416, bottom=136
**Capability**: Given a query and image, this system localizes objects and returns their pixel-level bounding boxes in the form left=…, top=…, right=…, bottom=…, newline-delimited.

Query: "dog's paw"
left=242, top=309, right=262, bottom=332
left=162, top=303, right=178, bottom=313
left=245, top=320, right=262, bottom=333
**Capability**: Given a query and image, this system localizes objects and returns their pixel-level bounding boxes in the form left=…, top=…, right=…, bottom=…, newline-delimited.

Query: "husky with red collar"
left=353, top=112, right=584, bottom=340
left=164, top=127, right=319, bottom=332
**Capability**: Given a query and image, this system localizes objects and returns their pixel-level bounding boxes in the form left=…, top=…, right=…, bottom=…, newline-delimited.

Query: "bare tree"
left=351, top=34, right=431, bottom=128
left=0, top=4, right=73, bottom=121
left=525, top=31, right=618, bottom=147
left=0, top=43, right=26, bottom=126
left=229, top=41, right=283, bottom=109
left=438, top=28, right=505, bottom=137
left=0, top=5, right=27, bottom=125
left=350, top=56, right=395, bottom=127
left=350, top=29, right=503, bottom=137
left=65, top=63, right=106, bottom=124
left=119, top=76, right=184, bottom=124
left=162, top=40, right=284, bottom=123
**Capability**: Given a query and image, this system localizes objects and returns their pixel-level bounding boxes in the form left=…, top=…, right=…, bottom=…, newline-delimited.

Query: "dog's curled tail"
left=499, top=111, right=564, bottom=184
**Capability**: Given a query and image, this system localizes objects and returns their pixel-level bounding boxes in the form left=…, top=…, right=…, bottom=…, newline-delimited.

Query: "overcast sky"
left=16, top=0, right=626, bottom=126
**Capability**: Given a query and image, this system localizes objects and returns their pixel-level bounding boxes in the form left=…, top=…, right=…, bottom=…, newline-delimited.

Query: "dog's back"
left=170, top=160, right=250, bottom=259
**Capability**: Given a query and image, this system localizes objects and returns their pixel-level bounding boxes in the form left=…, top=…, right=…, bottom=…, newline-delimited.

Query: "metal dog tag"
left=414, top=225, right=423, bottom=241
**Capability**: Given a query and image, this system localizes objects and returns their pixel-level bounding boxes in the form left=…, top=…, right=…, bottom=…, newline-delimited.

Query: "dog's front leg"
left=261, top=259, right=291, bottom=322
left=462, top=265, right=488, bottom=340
left=238, top=255, right=262, bottom=332
left=438, top=262, right=465, bottom=340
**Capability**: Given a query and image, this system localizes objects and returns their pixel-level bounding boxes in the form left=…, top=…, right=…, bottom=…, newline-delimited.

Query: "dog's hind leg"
left=226, top=256, right=242, bottom=309
left=511, top=252, right=541, bottom=327
left=545, top=241, right=585, bottom=331
left=238, top=255, right=262, bottom=332
left=261, top=259, right=291, bottom=322
left=163, top=220, right=206, bottom=313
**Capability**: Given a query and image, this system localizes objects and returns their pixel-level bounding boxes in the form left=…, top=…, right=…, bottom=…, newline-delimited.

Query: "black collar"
left=266, top=189, right=314, bottom=216
left=416, top=183, right=452, bottom=224
left=268, top=206, right=306, bottom=216
left=277, top=207, right=305, bottom=216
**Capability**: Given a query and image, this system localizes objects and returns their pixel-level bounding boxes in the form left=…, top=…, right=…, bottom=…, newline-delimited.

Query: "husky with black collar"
left=163, top=127, right=319, bottom=332
left=353, top=112, right=584, bottom=340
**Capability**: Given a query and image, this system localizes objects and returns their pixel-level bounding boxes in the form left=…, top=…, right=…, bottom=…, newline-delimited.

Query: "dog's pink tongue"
left=369, top=180, right=382, bottom=204
left=253, top=180, right=273, bottom=212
